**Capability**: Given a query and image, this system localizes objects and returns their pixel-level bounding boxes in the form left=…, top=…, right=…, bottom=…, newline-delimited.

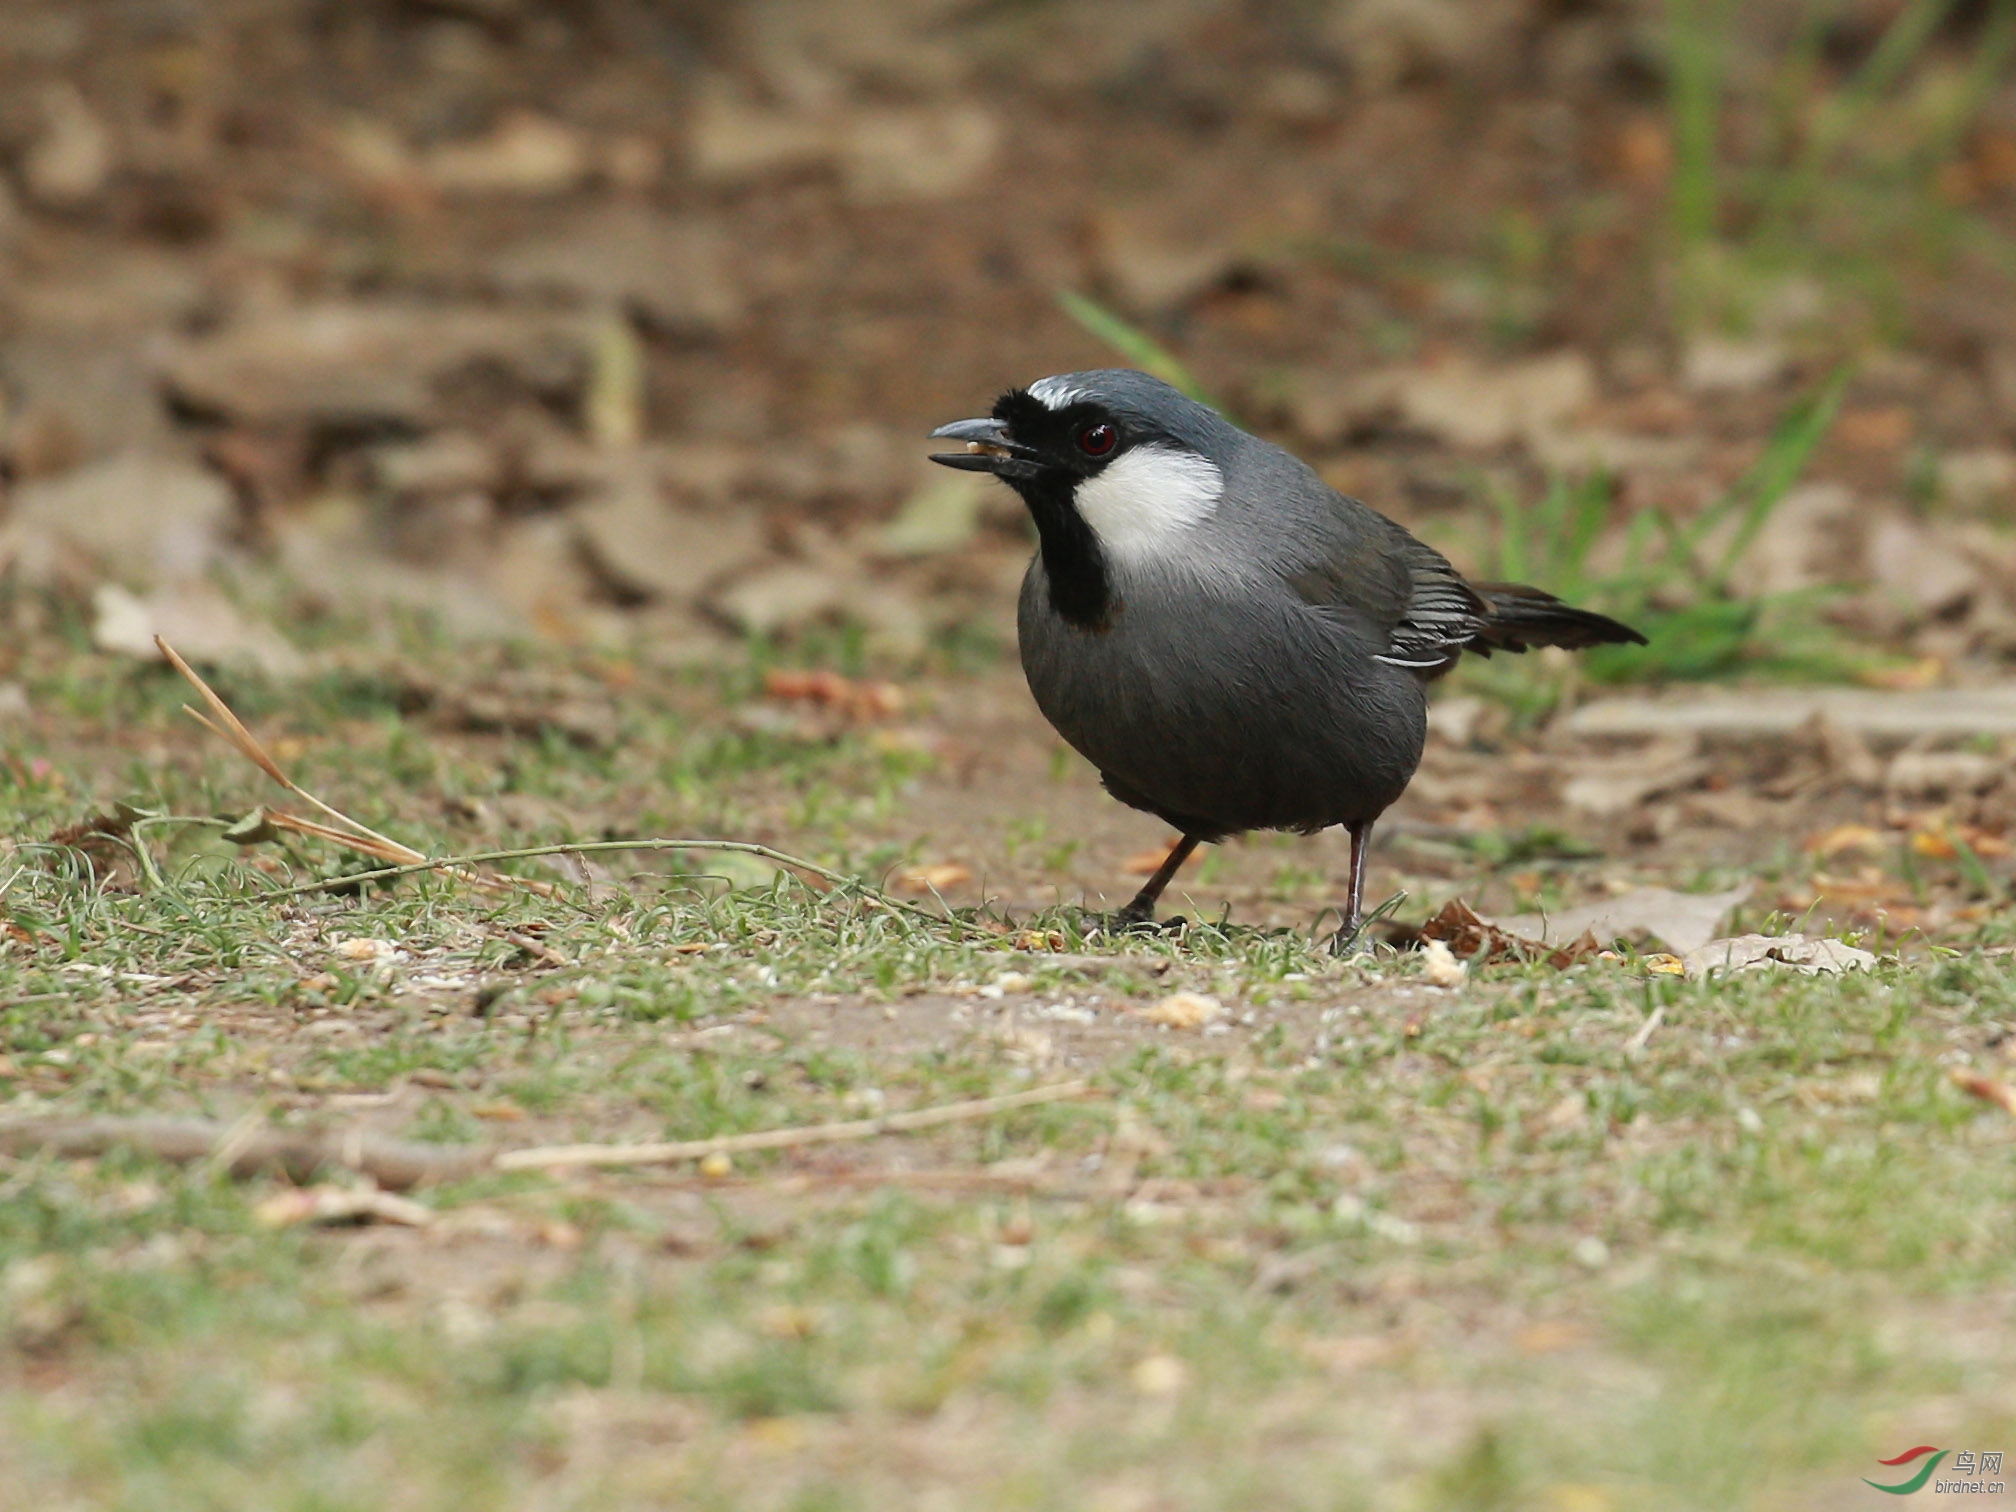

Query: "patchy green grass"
left=2, top=635, right=2015, bottom=1510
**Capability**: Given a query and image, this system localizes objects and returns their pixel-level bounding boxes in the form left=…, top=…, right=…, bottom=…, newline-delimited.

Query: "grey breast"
left=1017, top=553, right=1427, bottom=834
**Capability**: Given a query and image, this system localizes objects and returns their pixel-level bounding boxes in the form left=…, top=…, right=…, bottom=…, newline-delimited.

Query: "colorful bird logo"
left=1865, top=1447, right=1946, bottom=1495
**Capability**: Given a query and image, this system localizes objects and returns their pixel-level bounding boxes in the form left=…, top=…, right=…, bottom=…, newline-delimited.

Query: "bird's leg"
left=1328, top=820, right=1374, bottom=956
left=1114, top=834, right=1201, bottom=928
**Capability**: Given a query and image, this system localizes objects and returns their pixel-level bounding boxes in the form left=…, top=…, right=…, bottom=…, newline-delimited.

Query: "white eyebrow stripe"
left=1030, top=376, right=1093, bottom=409
left=1072, top=444, right=1222, bottom=564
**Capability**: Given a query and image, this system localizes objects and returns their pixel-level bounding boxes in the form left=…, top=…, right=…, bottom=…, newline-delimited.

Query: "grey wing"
left=1374, top=537, right=1488, bottom=672
left=1286, top=508, right=1486, bottom=673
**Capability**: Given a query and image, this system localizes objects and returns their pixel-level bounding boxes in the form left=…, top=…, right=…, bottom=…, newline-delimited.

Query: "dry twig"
left=157, top=636, right=528, bottom=894
left=151, top=635, right=940, bottom=922
left=494, top=1080, right=1093, bottom=1172
left=0, top=1082, right=1097, bottom=1190
left=264, top=839, right=944, bottom=921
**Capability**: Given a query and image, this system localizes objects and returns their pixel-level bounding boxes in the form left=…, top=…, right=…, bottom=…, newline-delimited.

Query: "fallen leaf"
left=1966, top=828, right=2013, bottom=858
left=762, top=668, right=905, bottom=721
left=1136, top=992, right=1224, bottom=1029
left=1952, top=1068, right=2016, bottom=1115
left=1809, top=868, right=1915, bottom=907
left=1887, top=750, right=2001, bottom=801
left=1390, top=351, right=1596, bottom=451
left=892, top=862, right=971, bottom=894
left=22, top=83, right=113, bottom=208
left=422, top=110, right=593, bottom=195
left=490, top=206, right=743, bottom=334
left=1121, top=838, right=1200, bottom=877
left=1866, top=517, right=1979, bottom=616
left=1417, top=898, right=1600, bottom=969
left=1487, top=884, right=1751, bottom=955
left=1805, top=823, right=1885, bottom=858
left=8, top=451, right=233, bottom=589
left=1837, top=405, right=1913, bottom=452
left=163, top=304, right=588, bottom=432
left=91, top=582, right=305, bottom=680
left=1642, top=953, right=1684, bottom=976
left=1680, top=934, right=1877, bottom=980
left=1681, top=335, right=1787, bottom=395
left=1559, top=739, right=1709, bottom=817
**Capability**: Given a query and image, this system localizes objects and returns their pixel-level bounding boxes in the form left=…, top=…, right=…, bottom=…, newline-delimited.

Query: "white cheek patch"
left=1073, top=444, right=1223, bottom=563
left=1029, top=375, right=1092, bottom=409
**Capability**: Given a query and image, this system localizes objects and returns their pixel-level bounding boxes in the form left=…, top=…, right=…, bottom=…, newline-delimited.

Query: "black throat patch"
left=990, top=388, right=1117, bottom=630
left=1018, top=471, right=1114, bottom=630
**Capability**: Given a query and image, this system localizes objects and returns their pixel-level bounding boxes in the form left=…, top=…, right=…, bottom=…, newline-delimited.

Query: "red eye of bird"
left=1077, top=422, right=1117, bottom=457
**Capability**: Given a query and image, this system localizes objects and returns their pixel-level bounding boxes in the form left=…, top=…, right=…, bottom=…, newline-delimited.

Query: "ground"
left=1, top=643, right=2015, bottom=1511
left=7, top=0, right=2016, bottom=1508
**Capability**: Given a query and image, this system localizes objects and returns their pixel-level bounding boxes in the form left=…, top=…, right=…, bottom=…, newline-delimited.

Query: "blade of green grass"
left=1667, top=0, right=1736, bottom=256
left=1766, top=0, right=1963, bottom=232
left=1701, top=367, right=1848, bottom=593
left=1055, top=290, right=1217, bottom=408
left=1924, top=0, right=2016, bottom=167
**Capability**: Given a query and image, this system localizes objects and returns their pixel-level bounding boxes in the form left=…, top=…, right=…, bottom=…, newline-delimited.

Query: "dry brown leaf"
left=1417, top=898, right=1601, bottom=969
left=1859, top=657, right=1947, bottom=691
left=43, top=808, right=143, bottom=891
left=1837, top=405, right=1913, bottom=452
left=1805, top=823, right=1885, bottom=858
left=1121, top=837, right=1202, bottom=878
left=762, top=668, right=905, bottom=721
left=1809, top=868, right=1914, bottom=907
left=892, top=862, right=971, bottom=894
left=1951, top=1068, right=2016, bottom=1116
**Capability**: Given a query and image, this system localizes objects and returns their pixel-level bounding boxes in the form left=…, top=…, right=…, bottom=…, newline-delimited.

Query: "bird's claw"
left=1325, top=890, right=1408, bottom=958
left=1096, top=911, right=1188, bottom=938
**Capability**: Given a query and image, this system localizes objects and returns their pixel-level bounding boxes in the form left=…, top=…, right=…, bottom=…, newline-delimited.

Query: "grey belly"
left=1017, top=569, right=1425, bottom=836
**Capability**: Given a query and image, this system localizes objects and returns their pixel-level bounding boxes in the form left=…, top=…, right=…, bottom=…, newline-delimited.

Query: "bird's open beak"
left=927, top=417, right=1040, bottom=478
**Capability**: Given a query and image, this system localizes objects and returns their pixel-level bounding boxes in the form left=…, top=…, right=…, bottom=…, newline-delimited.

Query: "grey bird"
left=927, top=369, right=1645, bottom=947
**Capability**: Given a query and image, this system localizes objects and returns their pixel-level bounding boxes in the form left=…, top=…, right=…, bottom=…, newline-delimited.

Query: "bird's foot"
left=1325, top=891, right=1408, bottom=958
left=1094, top=909, right=1188, bottom=939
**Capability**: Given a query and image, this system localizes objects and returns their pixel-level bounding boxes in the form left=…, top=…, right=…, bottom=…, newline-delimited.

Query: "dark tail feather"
left=1467, top=581, right=1647, bottom=656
